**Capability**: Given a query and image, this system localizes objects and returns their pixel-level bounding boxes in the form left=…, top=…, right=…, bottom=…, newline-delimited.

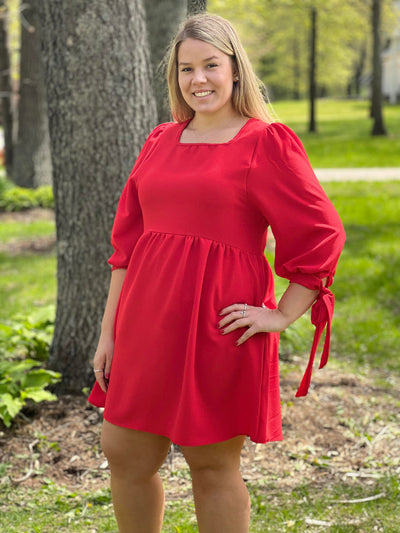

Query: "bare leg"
left=101, top=420, right=171, bottom=533
left=181, top=436, right=250, bottom=533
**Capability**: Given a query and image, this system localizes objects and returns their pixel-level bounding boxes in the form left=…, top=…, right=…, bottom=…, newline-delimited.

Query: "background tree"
left=371, top=0, right=387, bottom=135
left=187, top=0, right=207, bottom=15
left=308, top=6, right=317, bottom=133
left=144, top=0, right=186, bottom=123
left=39, top=0, right=157, bottom=392
left=0, top=1, right=13, bottom=176
left=13, top=0, right=52, bottom=187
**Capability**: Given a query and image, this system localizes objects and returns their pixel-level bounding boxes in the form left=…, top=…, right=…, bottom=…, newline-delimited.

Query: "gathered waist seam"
left=142, top=229, right=262, bottom=256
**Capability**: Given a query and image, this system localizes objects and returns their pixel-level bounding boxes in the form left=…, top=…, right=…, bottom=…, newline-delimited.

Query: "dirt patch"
left=1, top=366, right=399, bottom=499
left=0, top=208, right=56, bottom=254
left=0, top=208, right=54, bottom=224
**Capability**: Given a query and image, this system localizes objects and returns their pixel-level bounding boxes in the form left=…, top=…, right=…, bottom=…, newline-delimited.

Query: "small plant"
left=0, top=184, right=54, bottom=211
left=0, top=358, right=60, bottom=427
left=0, top=306, right=55, bottom=361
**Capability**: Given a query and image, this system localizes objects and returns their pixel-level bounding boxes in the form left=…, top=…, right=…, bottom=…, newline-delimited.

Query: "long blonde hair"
left=166, top=14, right=274, bottom=123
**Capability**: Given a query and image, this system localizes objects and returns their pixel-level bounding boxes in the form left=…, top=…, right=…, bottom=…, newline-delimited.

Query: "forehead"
left=178, top=38, right=227, bottom=63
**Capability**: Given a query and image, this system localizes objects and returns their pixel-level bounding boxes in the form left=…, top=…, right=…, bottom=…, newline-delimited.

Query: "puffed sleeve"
left=108, top=123, right=169, bottom=270
left=246, top=123, right=346, bottom=397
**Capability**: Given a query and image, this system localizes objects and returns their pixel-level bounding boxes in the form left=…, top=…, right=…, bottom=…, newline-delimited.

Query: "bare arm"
left=93, top=268, right=126, bottom=392
left=219, top=282, right=321, bottom=346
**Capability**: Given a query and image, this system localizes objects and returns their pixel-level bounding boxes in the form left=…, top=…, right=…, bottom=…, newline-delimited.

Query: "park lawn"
left=1, top=475, right=399, bottom=532
left=272, top=99, right=400, bottom=168
left=0, top=218, right=55, bottom=244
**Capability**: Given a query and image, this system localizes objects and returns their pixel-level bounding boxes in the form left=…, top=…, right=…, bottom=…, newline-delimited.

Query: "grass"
left=0, top=252, right=56, bottom=320
left=272, top=99, right=400, bottom=168
left=0, top=219, right=55, bottom=244
left=1, top=475, right=399, bottom=532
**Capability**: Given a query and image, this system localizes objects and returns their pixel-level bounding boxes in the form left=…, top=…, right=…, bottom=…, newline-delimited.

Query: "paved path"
left=315, top=167, right=400, bottom=181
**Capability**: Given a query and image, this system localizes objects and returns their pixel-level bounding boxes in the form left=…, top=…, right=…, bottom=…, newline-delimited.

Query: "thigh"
left=180, top=435, right=246, bottom=472
left=101, top=419, right=171, bottom=477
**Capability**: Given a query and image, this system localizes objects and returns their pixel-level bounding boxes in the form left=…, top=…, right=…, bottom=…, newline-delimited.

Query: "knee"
left=100, top=422, right=170, bottom=481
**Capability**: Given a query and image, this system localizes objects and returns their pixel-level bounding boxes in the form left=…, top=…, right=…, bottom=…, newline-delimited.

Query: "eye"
left=207, top=63, right=218, bottom=69
left=181, top=67, right=192, bottom=73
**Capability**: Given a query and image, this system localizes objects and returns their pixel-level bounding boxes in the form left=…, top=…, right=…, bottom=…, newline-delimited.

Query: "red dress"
left=88, top=119, right=345, bottom=445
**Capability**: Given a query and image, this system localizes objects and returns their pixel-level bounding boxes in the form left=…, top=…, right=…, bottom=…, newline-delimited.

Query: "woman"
left=88, top=13, right=345, bottom=533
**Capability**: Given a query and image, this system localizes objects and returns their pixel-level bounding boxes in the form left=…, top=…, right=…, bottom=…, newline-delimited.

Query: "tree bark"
left=187, top=0, right=206, bottom=16
left=308, top=6, right=317, bottom=133
left=371, top=0, right=387, bottom=135
left=144, top=0, right=186, bottom=123
left=13, top=0, right=52, bottom=188
left=39, top=0, right=157, bottom=392
left=0, top=1, right=14, bottom=177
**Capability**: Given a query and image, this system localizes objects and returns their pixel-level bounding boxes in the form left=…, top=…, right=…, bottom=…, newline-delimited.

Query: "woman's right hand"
left=93, top=334, right=114, bottom=393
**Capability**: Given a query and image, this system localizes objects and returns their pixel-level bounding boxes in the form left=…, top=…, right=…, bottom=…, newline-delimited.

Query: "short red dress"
left=88, top=119, right=345, bottom=445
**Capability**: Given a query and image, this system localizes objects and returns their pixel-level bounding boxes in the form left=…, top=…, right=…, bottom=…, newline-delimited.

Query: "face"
left=177, top=38, right=236, bottom=119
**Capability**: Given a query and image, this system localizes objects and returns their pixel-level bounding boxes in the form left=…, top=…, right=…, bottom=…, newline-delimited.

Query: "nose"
left=192, top=68, right=207, bottom=84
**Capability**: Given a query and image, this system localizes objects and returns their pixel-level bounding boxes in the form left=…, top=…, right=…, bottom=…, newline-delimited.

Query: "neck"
left=189, top=108, right=242, bottom=132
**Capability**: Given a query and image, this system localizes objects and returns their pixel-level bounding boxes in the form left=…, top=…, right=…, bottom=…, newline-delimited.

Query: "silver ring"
left=94, top=369, right=104, bottom=373
left=241, top=303, right=248, bottom=317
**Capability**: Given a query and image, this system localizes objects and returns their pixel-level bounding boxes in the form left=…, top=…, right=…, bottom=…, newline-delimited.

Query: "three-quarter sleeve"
left=246, top=123, right=346, bottom=397
left=108, top=123, right=168, bottom=270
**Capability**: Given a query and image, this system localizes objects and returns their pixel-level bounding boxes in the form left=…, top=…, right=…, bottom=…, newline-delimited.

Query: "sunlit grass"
left=0, top=219, right=55, bottom=244
left=273, top=99, right=400, bottom=167
left=1, top=475, right=399, bottom=532
left=0, top=252, right=56, bottom=320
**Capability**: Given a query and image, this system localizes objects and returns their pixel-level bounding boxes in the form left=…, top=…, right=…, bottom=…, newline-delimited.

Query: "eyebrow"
left=178, top=55, right=219, bottom=66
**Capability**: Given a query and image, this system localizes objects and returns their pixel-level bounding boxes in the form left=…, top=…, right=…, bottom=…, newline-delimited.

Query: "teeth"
left=194, top=91, right=212, bottom=97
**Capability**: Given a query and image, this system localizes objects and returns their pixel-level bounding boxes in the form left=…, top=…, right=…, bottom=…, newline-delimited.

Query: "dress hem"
left=102, top=412, right=283, bottom=447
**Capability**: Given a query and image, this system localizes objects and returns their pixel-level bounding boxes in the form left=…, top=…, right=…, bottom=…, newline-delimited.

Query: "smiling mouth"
left=193, top=90, right=213, bottom=97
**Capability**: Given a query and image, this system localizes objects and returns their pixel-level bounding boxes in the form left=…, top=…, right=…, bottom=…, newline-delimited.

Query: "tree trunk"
left=144, top=0, right=186, bottom=123
left=39, top=0, right=157, bottom=392
left=308, top=6, right=317, bottom=133
left=13, top=0, right=52, bottom=188
left=0, top=1, right=14, bottom=177
left=371, top=0, right=387, bottom=135
left=187, top=0, right=206, bottom=16
left=292, top=38, right=301, bottom=100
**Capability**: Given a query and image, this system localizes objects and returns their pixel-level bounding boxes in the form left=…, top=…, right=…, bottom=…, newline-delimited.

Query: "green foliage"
left=0, top=358, right=60, bottom=428
left=0, top=184, right=54, bottom=212
left=208, top=0, right=376, bottom=99
left=0, top=306, right=55, bottom=361
left=0, top=306, right=58, bottom=428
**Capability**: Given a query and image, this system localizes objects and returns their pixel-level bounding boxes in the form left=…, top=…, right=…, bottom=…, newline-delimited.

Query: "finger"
left=95, top=371, right=108, bottom=393
left=105, top=357, right=113, bottom=379
left=220, top=317, right=249, bottom=335
left=219, top=303, right=248, bottom=316
left=219, top=310, right=248, bottom=328
left=236, top=326, right=257, bottom=346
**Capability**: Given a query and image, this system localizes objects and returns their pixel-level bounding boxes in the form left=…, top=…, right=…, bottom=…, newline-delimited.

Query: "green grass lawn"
left=0, top=219, right=55, bottom=244
left=272, top=99, right=400, bottom=168
left=1, top=475, right=399, bottom=532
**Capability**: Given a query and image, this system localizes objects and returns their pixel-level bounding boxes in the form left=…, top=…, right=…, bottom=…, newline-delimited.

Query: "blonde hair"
left=166, top=14, right=274, bottom=123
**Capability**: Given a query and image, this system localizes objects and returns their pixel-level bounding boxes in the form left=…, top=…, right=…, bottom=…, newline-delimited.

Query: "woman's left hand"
left=218, top=303, right=290, bottom=346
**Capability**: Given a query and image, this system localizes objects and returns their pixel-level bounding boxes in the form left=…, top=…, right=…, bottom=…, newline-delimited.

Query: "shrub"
left=0, top=306, right=59, bottom=427
left=33, top=186, right=54, bottom=209
left=0, top=183, right=54, bottom=212
left=0, top=358, right=60, bottom=427
left=0, top=306, right=55, bottom=362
